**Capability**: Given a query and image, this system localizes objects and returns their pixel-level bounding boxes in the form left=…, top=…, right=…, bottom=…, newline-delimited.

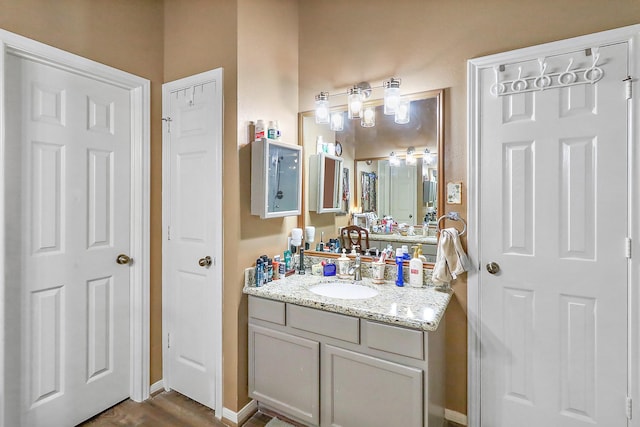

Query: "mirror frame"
left=298, top=89, right=445, bottom=267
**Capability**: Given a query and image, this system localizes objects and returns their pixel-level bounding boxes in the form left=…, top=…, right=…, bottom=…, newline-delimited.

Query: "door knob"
left=198, top=256, right=212, bottom=268
left=486, top=262, right=500, bottom=274
left=116, top=254, right=132, bottom=265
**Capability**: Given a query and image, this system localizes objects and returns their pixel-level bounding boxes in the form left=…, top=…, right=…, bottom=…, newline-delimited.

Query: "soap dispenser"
left=409, top=246, right=423, bottom=288
left=338, top=249, right=351, bottom=279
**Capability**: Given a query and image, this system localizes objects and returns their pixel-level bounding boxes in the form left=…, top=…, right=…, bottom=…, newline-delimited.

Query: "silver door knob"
left=116, top=254, right=132, bottom=265
left=486, top=262, right=500, bottom=274
left=198, top=256, right=212, bottom=268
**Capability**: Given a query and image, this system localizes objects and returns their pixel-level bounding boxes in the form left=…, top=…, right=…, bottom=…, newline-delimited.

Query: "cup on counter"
left=372, top=262, right=386, bottom=284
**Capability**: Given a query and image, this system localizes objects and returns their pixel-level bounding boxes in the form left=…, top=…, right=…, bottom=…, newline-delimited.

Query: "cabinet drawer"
left=288, top=304, right=359, bottom=344
left=249, top=296, right=286, bottom=325
left=364, top=320, right=424, bottom=360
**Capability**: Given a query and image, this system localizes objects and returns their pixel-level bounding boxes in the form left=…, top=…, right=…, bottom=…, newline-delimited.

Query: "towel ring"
left=436, top=212, right=467, bottom=236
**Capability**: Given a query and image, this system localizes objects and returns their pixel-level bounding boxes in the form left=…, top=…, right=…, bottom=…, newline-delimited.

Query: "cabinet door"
left=322, top=345, right=423, bottom=427
left=249, top=325, right=320, bottom=426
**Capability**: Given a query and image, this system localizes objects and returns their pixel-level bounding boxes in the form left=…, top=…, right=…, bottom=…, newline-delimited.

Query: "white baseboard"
left=445, top=408, right=468, bottom=426
left=223, top=399, right=258, bottom=425
left=149, top=379, right=165, bottom=396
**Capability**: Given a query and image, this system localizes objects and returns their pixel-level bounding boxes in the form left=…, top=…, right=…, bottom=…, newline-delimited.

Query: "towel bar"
left=435, top=212, right=466, bottom=236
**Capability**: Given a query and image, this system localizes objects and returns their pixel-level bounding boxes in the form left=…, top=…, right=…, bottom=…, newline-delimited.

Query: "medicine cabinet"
left=309, top=152, right=344, bottom=213
left=251, top=138, right=302, bottom=219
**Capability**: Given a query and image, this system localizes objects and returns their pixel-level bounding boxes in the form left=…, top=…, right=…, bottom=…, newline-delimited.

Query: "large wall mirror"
left=299, top=89, right=444, bottom=266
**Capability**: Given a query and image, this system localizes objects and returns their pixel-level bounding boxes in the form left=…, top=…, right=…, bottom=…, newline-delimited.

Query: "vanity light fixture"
left=330, top=111, right=344, bottom=131
left=361, top=106, right=376, bottom=127
left=315, top=92, right=330, bottom=124
left=383, top=78, right=401, bottom=115
left=389, top=151, right=400, bottom=166
left=423, top=148, right=434, bottom=166
left=314, top=77, right=409, bottom=129
left=395, top=98, right=411, bottom=124
left=347, top=86, right=364, bottom=119
left=406, top=146, right=417, bottom=165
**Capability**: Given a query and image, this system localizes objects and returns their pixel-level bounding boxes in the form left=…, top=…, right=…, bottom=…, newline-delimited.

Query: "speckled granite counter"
left=243, top=269, right=451, bottom=332
left=368, top=233, right=438, bottom=245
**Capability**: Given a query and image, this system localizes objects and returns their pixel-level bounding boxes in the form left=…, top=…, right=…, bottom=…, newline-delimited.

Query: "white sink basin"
left=309, top=282, right=378, bottom=300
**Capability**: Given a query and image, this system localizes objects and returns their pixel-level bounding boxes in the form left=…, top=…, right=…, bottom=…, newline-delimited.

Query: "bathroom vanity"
left=243, top=272, right=450, bottom=427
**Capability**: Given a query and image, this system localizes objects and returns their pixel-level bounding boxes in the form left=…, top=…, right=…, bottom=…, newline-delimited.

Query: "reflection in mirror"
left=309, top=153, right=344, bottom=213
left=300, top=90, right=443, bottom=264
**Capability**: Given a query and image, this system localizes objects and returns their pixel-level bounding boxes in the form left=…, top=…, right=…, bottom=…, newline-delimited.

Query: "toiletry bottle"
left=255, top=259, right=263, bottom=287
left=395, top=248, right=404, bottom=287
left=298, top=248, right=305, bottom=275
left=402, top=245, right=410, bottom=260
left=409, top=246, right=423, bottom=288
left=255, top=119, right=265, bottom=141
left=267, top=258, right=273, bottom=282
left=284, top=250, right=292, bottom=271
left=267, top=121, right=277, bottom=139
left=272, top=257, right=279, bottom=280
left=274, top=120, right=281, bottom=140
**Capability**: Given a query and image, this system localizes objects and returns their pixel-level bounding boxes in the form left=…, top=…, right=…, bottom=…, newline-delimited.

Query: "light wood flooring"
left=79, top=390, right=465, bottom=427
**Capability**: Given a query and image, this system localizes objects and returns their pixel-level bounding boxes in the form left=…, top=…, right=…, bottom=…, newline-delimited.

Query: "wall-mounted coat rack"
left=490, top=47, right=604, bottom=97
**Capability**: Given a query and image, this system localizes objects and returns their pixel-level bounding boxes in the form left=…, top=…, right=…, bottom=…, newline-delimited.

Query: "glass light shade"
left=348, top=87, right=363, bottom=119
left=406, top=147, right=416, bottom=165
left=389, top=151, right=400, bottom=166
left=383, top=78, right=401, bottom=115
left=330, top=111, right=344, bottom=131
left=423, top=149, right=434, bottom=166
left=395, top=99, right=411, bottom=124
left=315, top=92, right=330, bottom=124
left=361, top=106, right=375, bottom=128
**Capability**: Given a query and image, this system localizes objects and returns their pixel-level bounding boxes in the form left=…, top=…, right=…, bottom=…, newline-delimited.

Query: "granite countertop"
left=368, top=233, right=438, bottom=245
left=243, top=269, right=452, bottom=332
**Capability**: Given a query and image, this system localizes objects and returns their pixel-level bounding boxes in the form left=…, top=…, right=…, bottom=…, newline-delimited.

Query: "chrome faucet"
left=349, top=253, right=362, bottom=281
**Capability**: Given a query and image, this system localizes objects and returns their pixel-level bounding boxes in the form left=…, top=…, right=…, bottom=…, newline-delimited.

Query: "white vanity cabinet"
left=248, top=296, right=446, bottom=427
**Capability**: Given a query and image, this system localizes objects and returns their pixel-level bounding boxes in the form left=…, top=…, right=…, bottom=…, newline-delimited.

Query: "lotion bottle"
left=409, top=246, right=423, bottom=288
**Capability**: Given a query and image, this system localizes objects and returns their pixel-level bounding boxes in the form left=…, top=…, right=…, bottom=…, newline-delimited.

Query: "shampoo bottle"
left=395, top=248, right=404, bottom=287
left=409, top=246, right=423, bottom=288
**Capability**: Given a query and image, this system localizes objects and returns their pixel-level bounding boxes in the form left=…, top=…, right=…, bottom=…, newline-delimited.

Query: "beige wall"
left=3, top=0, right=640, bottom=418
left=298, top=0, right=640, bottom=414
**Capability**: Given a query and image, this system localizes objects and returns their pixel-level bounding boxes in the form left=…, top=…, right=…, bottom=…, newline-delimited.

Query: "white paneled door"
left=479, top=43, right=629, bottom=425
left=5, top=53, right=132, bottom=426
left=163, top=72, right=222, bottom=411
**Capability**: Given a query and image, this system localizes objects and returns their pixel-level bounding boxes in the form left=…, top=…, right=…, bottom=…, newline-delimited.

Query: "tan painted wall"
left=298, top=0, right=640, bottom=414
left=0, top=0, right=165, bottom=385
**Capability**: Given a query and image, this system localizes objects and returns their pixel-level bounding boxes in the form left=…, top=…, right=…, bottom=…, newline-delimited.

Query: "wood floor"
left=79, top=390, right=465, bottom=427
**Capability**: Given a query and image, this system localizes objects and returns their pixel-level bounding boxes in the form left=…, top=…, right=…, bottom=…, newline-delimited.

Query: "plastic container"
left=267, top=121, right=278, bottom=139
left=409, top=246, right=423, bottom=288
left=255, top=119, right=265, bottom=142
left=395, top=248, right=404, bottom=287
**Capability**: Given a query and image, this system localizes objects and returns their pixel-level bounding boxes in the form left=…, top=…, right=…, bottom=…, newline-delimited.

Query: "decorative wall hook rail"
left=436, top=212, right=467, bottom=236
left=490, top=47, right=604, bottom=97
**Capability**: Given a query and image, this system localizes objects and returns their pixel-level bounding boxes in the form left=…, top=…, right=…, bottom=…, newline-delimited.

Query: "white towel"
left=432, top=227, right=470, bottom=285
